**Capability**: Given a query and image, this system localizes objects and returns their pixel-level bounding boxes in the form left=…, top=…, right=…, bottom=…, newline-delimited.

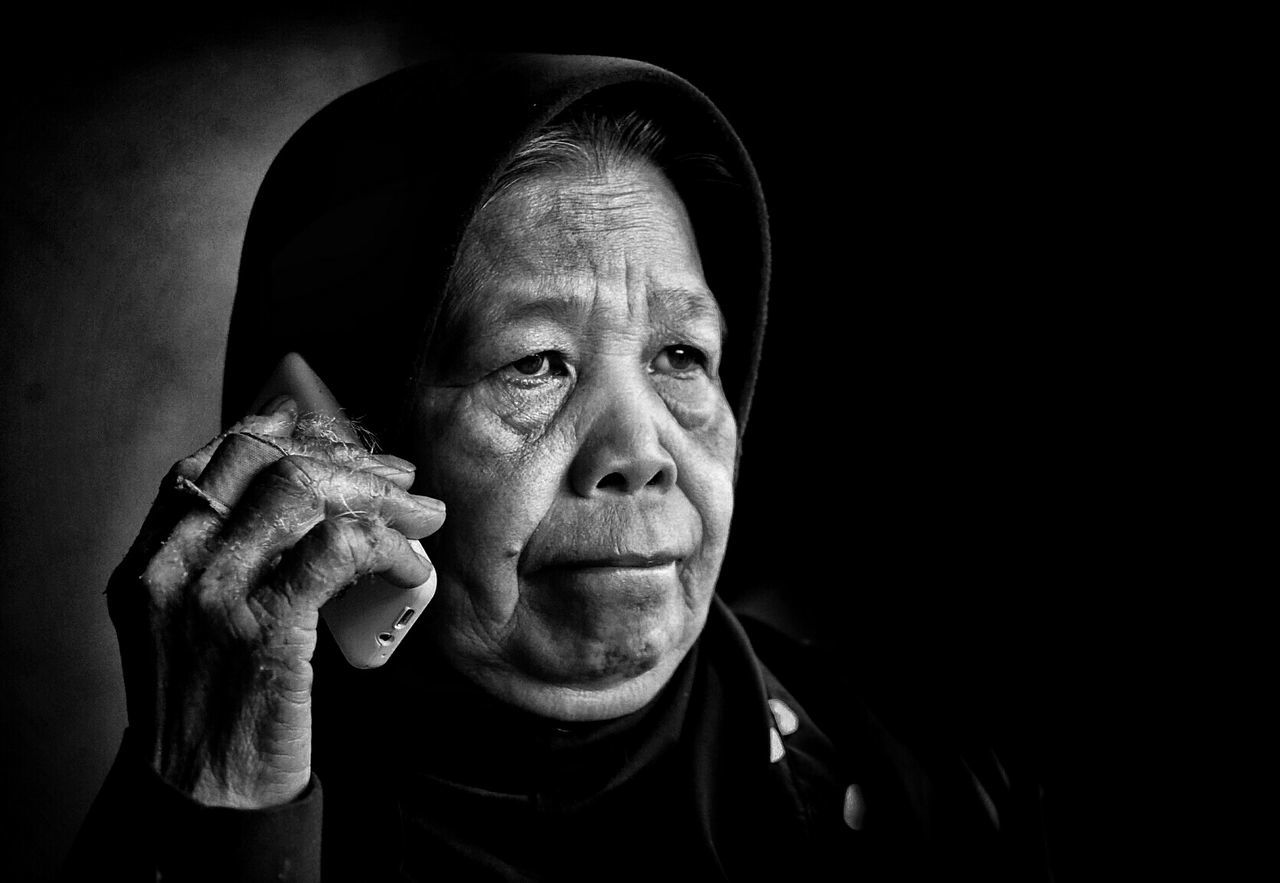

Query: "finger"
left=137, top=507, right=223, bottom=605
left=244, top=434, right=419, bottom=490
left=205, top=393, right=300, bottom=449
left=292, top=410, right=363, bottom=447
left=117, top=454, right=219, bottom=570
left=194, top=431, right=418, bottom=520
left=156, top=396, right=300, bottom=504
left=255, top=516, right=433, bottom=617
left=190, top=393, right=300, bottom=503
left=196, top=433, right=293, bottom=513
left=198, top=455, right=445, bottom=593
left=148, top=440, right=426, bottom=602
left=110, top=397, right=303, bottom=607
left=239, top=454, right=442, bottom=537
left=112, top=437, right=262, bottom=598
left=135, top=435, right=283, bottom=599
left=159, top=395, right=301, bottom=513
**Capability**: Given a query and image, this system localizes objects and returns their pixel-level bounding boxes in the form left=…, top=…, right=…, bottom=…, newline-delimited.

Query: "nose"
left=569, top=385, right=677, bottom=497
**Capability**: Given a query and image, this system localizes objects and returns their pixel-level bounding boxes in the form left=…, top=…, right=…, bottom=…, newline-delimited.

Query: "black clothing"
left=220, top=53, right=769, bottom=451
left=68, top=54, right=1053, bottom=880
left=67, top=598, right=1051, bottom=881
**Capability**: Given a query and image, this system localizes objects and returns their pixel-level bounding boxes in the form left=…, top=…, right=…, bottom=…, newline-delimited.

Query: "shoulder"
left=725, top=601, right=1057, bottom=881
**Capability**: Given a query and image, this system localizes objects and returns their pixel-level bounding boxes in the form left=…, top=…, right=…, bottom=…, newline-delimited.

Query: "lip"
left=540, top=552, right=681, bottom=572
left=533, top=555, right=682, bottom=600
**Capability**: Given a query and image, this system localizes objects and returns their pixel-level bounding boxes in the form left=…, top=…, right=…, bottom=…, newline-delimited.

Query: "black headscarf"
left=67, top=55, right=1056, bottom=883
left=221, top=53, right=769, bottom=453
left=222, top=55, right=788, bottom=878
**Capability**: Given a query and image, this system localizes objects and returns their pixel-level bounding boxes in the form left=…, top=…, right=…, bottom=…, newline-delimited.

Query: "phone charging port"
left=394, top=607, right=416, bottom=629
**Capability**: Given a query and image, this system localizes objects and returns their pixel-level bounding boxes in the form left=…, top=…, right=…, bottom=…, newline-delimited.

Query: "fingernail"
left=407, top=539, right=435, bottom=574
left=375, top=454, right=417, bottom=472
left=413, top=495, right=447, bottom=514
left=258, top=394, right=297, bottom=417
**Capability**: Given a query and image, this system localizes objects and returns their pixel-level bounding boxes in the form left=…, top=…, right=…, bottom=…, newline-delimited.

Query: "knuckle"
left=164, top=458, right=200, bottom=486
left=139, top=555, right=182, bottom=599
left=193, top=570, right=229, bottom=613
left=159, top=456, right=207, bottom=498
left=272, top=455, right=319, bottom=489
left=285, top=557, right=325, bottom=595
left=261, top=456, right=326, bottom=514
left=296, top=437, right=364, bottom=465
left=325, top=515, right=380, bottom=570
left=165, top=432, right=228, bottom=482
left=276, top=519, right=364, bottom=598
left=310, top=516, right=353, bottom=546
left=135, top=564, right=168, bottom=600
left=191, top=582, right=260, bottom=644
left=335, top=517, right=372, bottom=563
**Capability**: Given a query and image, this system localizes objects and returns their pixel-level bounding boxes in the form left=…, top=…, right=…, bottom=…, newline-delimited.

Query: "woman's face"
left=410, top=161, right=737, bottom=721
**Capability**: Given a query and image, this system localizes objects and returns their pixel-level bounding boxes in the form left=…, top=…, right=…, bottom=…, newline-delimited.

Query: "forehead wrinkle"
left=507, top=173, right=670, bottom=273
left=472, top=276, right=594, bottom=334
left=448, top=164, right=715, bottom=347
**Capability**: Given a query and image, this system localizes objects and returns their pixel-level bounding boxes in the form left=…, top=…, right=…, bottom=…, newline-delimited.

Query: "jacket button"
left=843, top=784, right=866, bottom=830
left=767, top=698, right=799, bottom=736
left=768, top=727, right=785, bottom=763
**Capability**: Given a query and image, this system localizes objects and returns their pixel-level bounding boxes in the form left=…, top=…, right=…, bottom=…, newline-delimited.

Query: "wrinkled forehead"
left=441, top=163, right=722, bottom=335
left=222, top=59, right=768, bottom=438
left=470, top=162, right=701, bottom=272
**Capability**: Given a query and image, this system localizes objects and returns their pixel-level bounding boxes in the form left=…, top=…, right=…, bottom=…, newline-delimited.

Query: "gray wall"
left=1, top=22, right=412, bottom=878
left=2, top=17, right=1099, bottom=878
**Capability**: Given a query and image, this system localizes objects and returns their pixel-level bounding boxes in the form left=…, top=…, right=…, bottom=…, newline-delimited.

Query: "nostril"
left=585, top=464, right=674, bottom=495
left=597, top=472, right=628, bottom=491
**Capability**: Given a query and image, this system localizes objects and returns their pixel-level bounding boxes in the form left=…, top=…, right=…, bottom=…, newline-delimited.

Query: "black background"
left=0, top=6, right=1153, bottom=878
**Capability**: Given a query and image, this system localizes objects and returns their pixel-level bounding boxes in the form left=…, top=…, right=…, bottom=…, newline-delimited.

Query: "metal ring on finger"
left=174, top=475, right=234, bottom=518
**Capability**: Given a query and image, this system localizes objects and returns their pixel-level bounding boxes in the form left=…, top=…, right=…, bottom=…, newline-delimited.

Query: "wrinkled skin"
left=107, top=403, right=446, bottom=807
left=411, top=162, right=738, bottom=721
left=108, top=159, right=735, bottom=810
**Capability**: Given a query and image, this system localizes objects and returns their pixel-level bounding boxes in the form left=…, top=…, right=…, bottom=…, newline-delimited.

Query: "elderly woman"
left=66, top=54, right=1048, bottom=881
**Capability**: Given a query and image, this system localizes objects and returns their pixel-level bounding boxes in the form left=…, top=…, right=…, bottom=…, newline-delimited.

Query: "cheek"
left=653, top=375, right=728, bottom=433
left=412, top=387, right=574, bottom=572
left=480, top=380, right=570, bottom=444
left=676, top=397, right=739, bottom=557
left=413, top=383, right=738, bottom=589
left=448, top=380, right=570, bottom=457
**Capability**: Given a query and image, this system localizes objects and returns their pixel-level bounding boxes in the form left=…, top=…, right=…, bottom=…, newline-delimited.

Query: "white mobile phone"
left=249, top=351, right=438, bottom=669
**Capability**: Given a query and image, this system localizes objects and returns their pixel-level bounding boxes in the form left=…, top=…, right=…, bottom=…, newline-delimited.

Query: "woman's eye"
left=504, top=351, right=567, bottom=379
left=653, top=345, right=707, bottom=374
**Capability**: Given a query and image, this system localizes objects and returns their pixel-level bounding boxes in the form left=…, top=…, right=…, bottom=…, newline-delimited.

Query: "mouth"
left=546, top=553, right=681, bottom=571
left=530, top=553, right=684, bottom=595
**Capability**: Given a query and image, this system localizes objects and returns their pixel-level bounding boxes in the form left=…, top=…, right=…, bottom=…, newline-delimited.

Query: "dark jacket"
left=67, top=54, right=1052, bottom=881
left=66, top=596, right=1052, bottom=881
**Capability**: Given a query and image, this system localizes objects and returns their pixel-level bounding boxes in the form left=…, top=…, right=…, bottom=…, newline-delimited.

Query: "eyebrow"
left=477, top=287, right=589, bottom=328
left=651, top=287, right=728, bottom=340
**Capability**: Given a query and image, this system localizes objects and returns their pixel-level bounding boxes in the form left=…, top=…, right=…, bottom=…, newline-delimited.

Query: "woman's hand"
left=105, top=397, right=446, bottom=808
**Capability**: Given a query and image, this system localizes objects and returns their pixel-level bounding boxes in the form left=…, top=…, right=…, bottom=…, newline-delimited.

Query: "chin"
left=493, top=648, right=692, bottom=721
left=539, top=617, right=673, bottom=679
left=427, top=569, right=715, bottom=721
left=488, top=612, right=705, bottom=721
